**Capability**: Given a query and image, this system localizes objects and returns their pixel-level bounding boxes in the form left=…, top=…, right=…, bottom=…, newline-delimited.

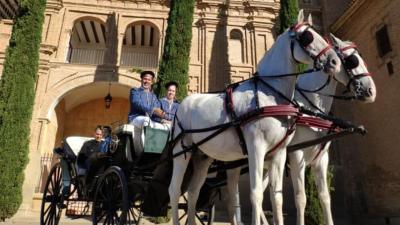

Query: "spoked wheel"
left=92, top=166, right=129, bottom=225
left=40, top=162, right=65, bottom=225
left=127, top=206, right=142, bottom=225
left=202, top=205, right=215, bottom=225
left=179, top=196, right=215, bottom=225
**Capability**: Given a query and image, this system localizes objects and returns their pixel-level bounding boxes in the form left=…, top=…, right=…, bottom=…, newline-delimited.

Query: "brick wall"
left=332, top=0, right=400, bottom=218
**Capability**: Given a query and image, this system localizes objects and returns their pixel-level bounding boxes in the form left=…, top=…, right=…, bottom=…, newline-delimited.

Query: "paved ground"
left=2, top=211, right=399, bottom=225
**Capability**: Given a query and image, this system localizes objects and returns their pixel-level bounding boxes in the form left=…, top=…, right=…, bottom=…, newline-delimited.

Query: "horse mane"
left=256, top=31, right=289, bottom=76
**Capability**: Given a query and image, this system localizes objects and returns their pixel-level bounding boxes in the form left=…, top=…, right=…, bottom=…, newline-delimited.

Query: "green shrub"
left=305, top=166, right=335, bottom=225
left=0, top=0, right=47, bottom=220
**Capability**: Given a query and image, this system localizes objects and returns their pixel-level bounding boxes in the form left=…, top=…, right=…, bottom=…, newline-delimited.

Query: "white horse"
left=168, top=11, right=341, bottom=225
left=225, top=34, right=377, bottom=225
left=287, top=34, right=376, bottom=225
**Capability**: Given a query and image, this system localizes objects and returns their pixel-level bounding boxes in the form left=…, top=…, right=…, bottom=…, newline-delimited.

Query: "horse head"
left=289, top=10, right=341, bottom=75
left=330, top=33, right=377, bottom=103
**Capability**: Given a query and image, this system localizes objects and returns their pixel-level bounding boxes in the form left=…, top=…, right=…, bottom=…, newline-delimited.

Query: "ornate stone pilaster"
left=39, top=44, right=57, bottom=73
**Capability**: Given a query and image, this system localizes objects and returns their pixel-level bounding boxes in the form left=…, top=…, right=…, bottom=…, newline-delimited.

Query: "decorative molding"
left=45, top=0, right=63, bottom=13
left=0, top=19, right=14, bottom=25
left=40, top=44, right=58, bottom=55
left=195, top=18, right=206, bottom=29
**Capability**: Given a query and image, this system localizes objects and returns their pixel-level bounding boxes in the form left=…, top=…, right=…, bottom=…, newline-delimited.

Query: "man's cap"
left=165, top=81, right=179, bottom=89
left=140, top=70, right=155, bottom=79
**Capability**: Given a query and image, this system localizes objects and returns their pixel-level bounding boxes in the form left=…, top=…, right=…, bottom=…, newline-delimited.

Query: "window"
left=376, top=25, right=392, bottom=57
left=229, top=29, right=244, bottom=64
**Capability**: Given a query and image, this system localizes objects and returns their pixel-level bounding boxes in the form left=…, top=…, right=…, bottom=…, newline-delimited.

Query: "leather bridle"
left=289, top=22, right=333, bottom=70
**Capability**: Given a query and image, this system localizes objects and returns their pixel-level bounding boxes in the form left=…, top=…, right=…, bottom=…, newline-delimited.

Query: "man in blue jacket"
left=128, top=71, right=165, bottom=128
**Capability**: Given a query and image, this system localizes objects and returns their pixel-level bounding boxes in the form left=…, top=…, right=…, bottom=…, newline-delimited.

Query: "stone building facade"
left=5, top=0, right=397, bottom=221
left=0, top=0, right=280, bottom=214
left=330, top=0, right=400, bottom=222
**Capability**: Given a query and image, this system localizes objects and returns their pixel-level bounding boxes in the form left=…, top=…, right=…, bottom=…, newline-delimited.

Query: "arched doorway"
left=51, top=82, right=130, bottom=148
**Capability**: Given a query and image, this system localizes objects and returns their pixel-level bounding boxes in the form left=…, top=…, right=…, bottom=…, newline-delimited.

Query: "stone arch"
left=38, top=73, right=141, bottom=120
left=124, top=20, right=161, bottom=38
left=72, top=16, right=107, bottom=27
left=120, top=20, right=161, bottom=68
left=67, top=16, right=110, bottom=64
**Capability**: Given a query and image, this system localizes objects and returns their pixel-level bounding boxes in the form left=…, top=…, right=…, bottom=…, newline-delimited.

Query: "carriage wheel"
left=180, top=196, right=215, bottom=225
left=192, top=204, right=215, bottom=225
left=127, top=206, right=142, bottom=225
left=40, top=162, right=64, bottom=225
left=203, top=205, right=215, bottom=225
left=92, top=166, right=129, bottom=225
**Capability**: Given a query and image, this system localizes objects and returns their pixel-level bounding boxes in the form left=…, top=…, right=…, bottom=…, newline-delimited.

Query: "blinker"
left=344, top=55, right=359, bottom=70
left=298, top=30, right=314, bottom=47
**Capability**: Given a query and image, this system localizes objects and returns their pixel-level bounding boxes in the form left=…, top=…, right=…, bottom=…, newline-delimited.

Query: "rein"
left=294, top=41, right=375, bottom=102
left=162, top=23, right=366, bottom=169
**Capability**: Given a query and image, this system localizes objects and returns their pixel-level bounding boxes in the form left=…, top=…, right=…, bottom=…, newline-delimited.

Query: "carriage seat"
left=65, top=136, right=93, bottom=156
left=63, top=136, right=93, bottom=175
left=54, top=136, right=92, bottom=162
left=114, top=123, right=170, bottom=164
left=114, top=124, right=144, bottom=163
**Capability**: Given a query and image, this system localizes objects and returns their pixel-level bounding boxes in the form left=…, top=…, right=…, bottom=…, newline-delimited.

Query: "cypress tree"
left=0, top=0, right=47, bottom=219
left=156, top=0, right=195, bottom=100
left=278, top=0, right=299, bottom=34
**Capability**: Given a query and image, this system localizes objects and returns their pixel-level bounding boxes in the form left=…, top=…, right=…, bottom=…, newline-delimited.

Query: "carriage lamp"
left=104, top=83, right=113, bottom=109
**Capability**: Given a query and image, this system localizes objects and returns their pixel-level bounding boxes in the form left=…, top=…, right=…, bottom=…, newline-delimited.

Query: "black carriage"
left=40, top=124, right=219, bottom=225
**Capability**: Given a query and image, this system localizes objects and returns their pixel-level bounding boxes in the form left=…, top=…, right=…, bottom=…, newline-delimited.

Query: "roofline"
left=330, top=0, right=367, bottom=33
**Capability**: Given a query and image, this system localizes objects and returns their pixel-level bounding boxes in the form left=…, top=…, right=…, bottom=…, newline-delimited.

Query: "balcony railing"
left=120, top=49, right=158, bottom=68
left=67, top=47, right=158, bottom=69
left=68, top=48, right=106, bottom=65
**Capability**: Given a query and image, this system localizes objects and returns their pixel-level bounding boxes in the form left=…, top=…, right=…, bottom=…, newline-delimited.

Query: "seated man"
left=155, top=81, right=180, bottom=127
left=77, top=125, right=104, bottom=172
left=128, top=70, right=167, bottom=130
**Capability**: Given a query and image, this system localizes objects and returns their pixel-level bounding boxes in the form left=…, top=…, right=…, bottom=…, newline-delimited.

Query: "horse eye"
left=344, top=55, right=359, bottom=69
left=298, top=30, right=314, bottom=47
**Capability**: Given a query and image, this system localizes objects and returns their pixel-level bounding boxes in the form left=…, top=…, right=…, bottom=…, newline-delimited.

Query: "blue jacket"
left=128, top=87, right=160, bottom=122
left=158, top=97, right=179, bottom=122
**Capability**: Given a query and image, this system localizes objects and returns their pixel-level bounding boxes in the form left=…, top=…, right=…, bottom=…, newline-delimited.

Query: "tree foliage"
left=278, top=0, right=299, bottom=34
left=0, top=0, right=47, bottom=219
left=156, top=0, right=195, bottom=100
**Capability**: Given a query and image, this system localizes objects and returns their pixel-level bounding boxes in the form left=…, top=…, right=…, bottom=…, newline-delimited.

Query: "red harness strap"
left=297, top=115, right=336, bottom=130
left=239, top=105, right=300, bottom=126
left=296, top=116, right=336, bottom=164
left=266, top=120, right=297, bottom=157
left=239, top=105, right=300, bottom=157
left=310, top=142, right=328, bottom=164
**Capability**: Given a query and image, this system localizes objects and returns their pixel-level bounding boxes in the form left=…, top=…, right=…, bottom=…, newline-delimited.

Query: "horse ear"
left=329, top=33, right=340, bottom=44
left=297, top=9, right=304, bottom=23
left=307, top=13, right=313, bottom=26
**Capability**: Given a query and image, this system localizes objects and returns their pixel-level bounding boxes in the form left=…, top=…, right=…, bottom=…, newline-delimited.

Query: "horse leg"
left=289, top=151, right=306, bottom=225
left=247, top=140, right=268, bottom=225
left=262, top=164, right=270, bottom=191
left=186, top=153, right=213, bottom=225
left=169, top=151, right=192, bottom=225
left=226, top=167, right=243, bottom=225
left=313, top=150, right=334, bottom=225
left=268, top=150, right=287, bottom=225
